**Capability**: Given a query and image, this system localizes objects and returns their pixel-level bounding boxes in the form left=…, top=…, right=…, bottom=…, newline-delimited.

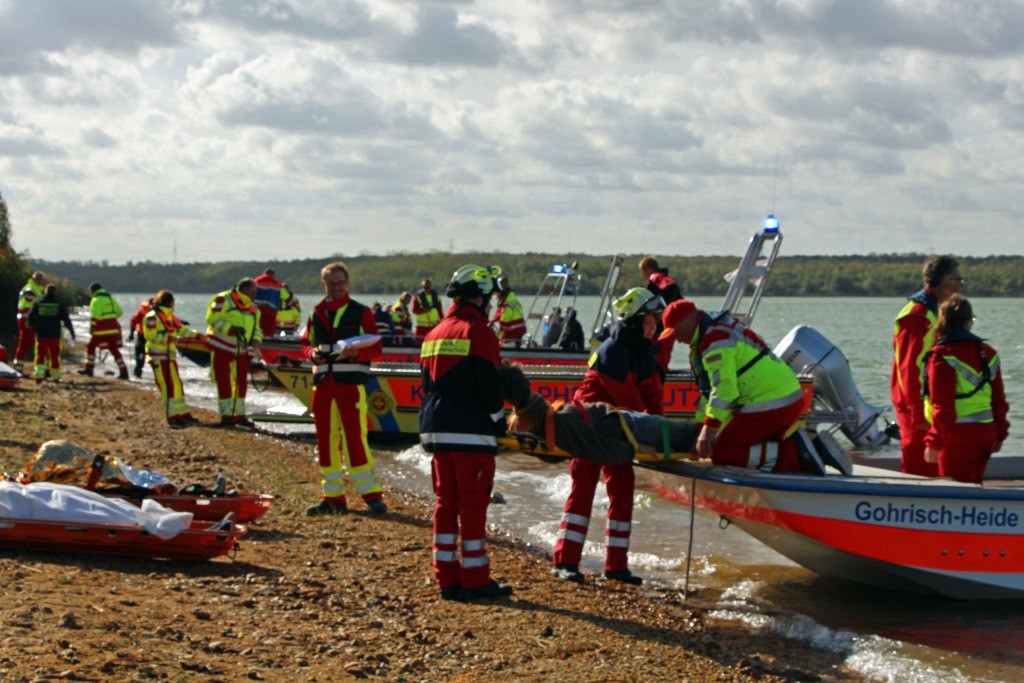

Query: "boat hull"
left=264, top=365, right=814, bottom=434
left=642, top=461, right=1024, bottom=599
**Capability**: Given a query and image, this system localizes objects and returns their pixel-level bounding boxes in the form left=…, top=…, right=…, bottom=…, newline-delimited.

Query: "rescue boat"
left=639, top=458, right=1024, bottom=599
left=258, top=216, right=892, bottom=451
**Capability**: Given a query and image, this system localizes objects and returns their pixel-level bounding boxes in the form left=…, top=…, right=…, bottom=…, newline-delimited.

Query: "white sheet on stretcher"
left=0, top=481, right=193, bottom=540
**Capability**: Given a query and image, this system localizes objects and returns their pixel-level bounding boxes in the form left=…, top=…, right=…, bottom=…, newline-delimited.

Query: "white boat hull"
left=641, top=461, right=1024, bottom=599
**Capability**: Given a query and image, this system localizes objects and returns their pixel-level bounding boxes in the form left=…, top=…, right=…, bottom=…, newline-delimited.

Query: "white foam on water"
left=710, top=580, right=975, bottom=683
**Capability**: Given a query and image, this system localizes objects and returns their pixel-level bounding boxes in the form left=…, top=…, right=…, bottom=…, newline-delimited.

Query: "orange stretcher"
left=106, top=489, right=274, bottom=523
left=0, top=516, right=244, bottom=561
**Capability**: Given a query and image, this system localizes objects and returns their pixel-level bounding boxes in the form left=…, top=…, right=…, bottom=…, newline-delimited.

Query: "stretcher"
left=0, top=516, right=244, bottom=561
left=16, top=441, right=275, bottom=523
left=498, top=431, right=695, bottom=463
left=0, top=481, right=245, bottom=561
left=101, top=486, right=274, bottom=523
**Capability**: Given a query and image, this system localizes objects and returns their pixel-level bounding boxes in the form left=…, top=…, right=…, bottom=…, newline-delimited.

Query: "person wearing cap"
left=660, top=298, right=805, bottom=471
left=491, top=275, right=527, bottom=345
left=551, top=287, right=665, bottom=587
left=302, top=261, right=386, bottom=516
left=419, top=264, right=513, bottom=601
left=891, top=255, right=963, bottom=476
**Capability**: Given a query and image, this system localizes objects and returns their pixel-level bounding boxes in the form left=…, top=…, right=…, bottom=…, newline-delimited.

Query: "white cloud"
left=0, top=0, right=1022, bottom=264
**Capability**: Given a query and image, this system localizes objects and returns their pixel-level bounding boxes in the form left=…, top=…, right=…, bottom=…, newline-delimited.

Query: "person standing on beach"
left=206, top=278, right=261, bottom=428
left=892, top=255, right=963, bottom=476
left=412, top=278, right=444, bottom=342
left=144, top=290, right=198, bottom=429
left=127, top=297, right=153, bottom=379
left=552, top=288, right=665, bottom=587
left=302, top=261, right=386, bottom=516
left=923, top=294, right=1009, bottom=483
left=27, top=284, right=75, bottom=383
left=419, top=264, right=512, bottom=601
left=15, top=271, right=46, bottom=366
left=79, top=282, right=130, bottom=380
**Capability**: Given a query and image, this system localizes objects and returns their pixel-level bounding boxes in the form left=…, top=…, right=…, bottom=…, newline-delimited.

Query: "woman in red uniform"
left=923, top=294, right=1010, bottom=483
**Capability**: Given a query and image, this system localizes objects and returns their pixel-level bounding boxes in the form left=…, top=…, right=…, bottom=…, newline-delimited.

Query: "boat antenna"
left=770, top=146, right=779, bottom=214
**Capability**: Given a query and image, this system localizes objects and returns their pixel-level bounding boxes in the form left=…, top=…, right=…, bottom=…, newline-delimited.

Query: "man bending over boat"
left=500, top=361, right=697, bottom=463
left=659, top=299, right=806, bottom=472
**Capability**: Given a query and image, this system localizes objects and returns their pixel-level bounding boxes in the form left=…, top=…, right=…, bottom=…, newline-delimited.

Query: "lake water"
left=78, top=292, right=1024, bottom=683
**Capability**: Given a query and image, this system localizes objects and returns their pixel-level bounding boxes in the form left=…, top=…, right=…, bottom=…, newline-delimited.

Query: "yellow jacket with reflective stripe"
left=205, top=288, right=261, bottom=354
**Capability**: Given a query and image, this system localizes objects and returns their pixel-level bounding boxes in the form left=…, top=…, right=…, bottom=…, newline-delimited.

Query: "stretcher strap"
left=661, top=420, right=672, bottom=461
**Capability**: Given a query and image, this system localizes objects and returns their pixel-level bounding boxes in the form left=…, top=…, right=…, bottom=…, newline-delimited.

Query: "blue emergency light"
left=551, top=263, right=568, bottom=274
left=762, top=214, right=780, bottom=233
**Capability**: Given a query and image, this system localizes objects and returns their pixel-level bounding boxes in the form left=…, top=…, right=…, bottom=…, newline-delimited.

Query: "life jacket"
left=413, top=289, right=442, bottom=328
left=18, top=279, right=44, bottom=320
left=391, top=299, right=411, bottom=335
left=689, top=310, right=801, bottom=426
left=144, top=306, right=185, bottom=361
left=923, top=331, right=998, bottom=425
left=307, top=299, right=371, bottom=386
left=691, top=311, right=769, bottom=397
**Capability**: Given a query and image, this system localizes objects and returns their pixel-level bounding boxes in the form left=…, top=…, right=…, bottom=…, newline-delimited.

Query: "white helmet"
left=445, top=264, right=502, bottom=300
left=613, top=287, right=665, bottom=321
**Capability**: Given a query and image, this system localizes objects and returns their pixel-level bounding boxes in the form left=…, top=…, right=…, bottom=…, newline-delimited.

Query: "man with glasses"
left=891, top=255, right=963, bottom=476
left=302, top=262, right=386, bottom=516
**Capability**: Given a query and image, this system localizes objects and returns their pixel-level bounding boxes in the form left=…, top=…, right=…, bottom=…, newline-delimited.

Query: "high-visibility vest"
left=413, top=289, right=441, bottom=328
left=205, top=288, right=261, bottom=354
left=18, top=279, right=44, bottom=321
left=924, top=335, right=999, bottom=425
left=88, top=290, right=124, bottom=337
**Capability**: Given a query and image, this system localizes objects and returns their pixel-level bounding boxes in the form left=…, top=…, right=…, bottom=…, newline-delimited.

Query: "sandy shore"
left=0, top=372, right=862, bottom=681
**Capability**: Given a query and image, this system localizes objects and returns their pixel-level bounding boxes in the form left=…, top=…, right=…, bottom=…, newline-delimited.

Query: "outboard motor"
left=774, top=325, right=890, bottom=449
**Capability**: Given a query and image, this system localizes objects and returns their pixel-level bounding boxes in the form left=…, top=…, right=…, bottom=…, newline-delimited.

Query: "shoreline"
left=0, top=373, right=862, bottom=681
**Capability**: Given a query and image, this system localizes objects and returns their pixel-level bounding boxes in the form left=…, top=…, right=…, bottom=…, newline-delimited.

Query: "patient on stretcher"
left=499, top=362, right=697, bottom=464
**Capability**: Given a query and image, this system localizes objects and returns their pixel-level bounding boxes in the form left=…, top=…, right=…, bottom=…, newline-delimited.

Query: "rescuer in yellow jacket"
left=144, top=290, right=198, bottom=429
left=276, top=283, right=301, bottom=334
left=390, top=291, right=412, bottom=343
left=412, top=278, right=443, bottom=342
left=206, top=278, right=262, bottom=428
left=80, top=283, right=129, bottom=379
left=491, top=276, right=527, bottom=345
left=15, top=271, right=47, bottom=364
left=661, top=299, right=806, bottom=472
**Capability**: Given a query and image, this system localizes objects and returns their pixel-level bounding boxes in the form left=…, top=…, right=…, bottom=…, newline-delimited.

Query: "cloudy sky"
left=1, top=0, right=1022, bottom=264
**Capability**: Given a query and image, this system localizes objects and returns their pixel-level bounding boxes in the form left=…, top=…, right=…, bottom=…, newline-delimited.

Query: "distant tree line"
left=0, top=192, right=80, bottom=352
left=30, top=252, right=1024, bottom=299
